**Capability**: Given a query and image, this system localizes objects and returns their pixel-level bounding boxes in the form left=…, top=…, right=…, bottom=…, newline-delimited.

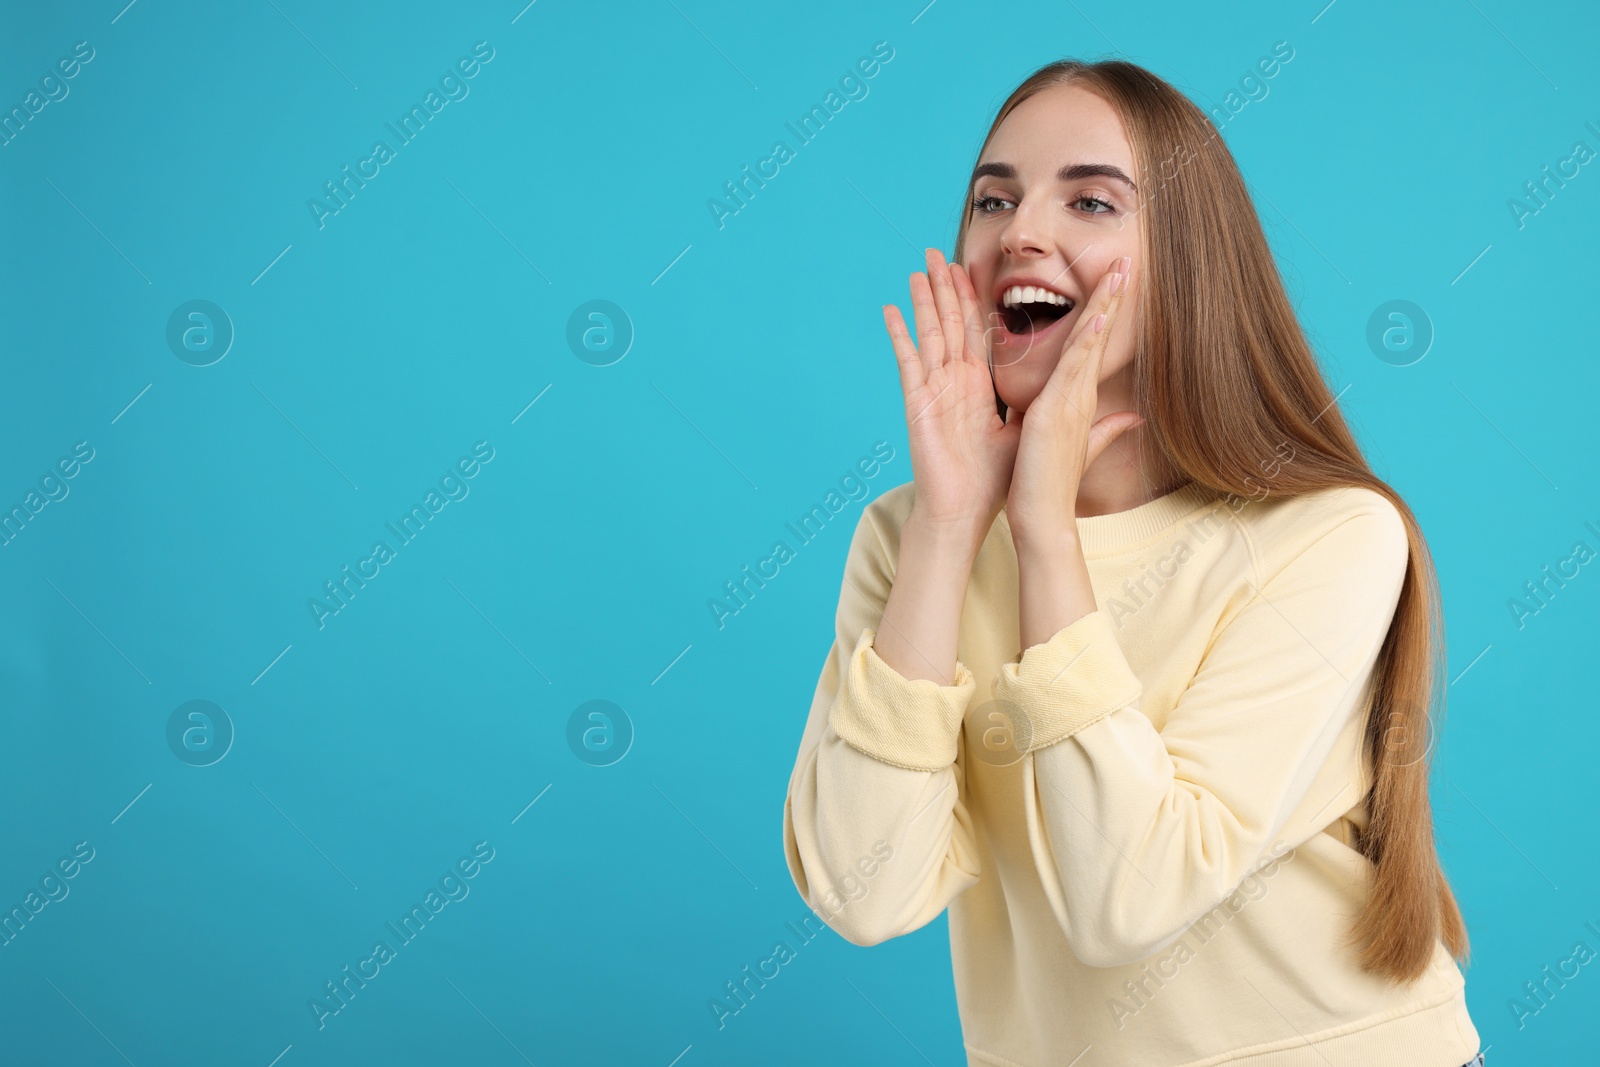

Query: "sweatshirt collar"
left=998, top=479, right=1223, bottom=558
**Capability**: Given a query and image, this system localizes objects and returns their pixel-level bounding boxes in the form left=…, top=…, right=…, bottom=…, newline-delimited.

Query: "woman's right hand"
left=883, top=247, right=1021, bottom=541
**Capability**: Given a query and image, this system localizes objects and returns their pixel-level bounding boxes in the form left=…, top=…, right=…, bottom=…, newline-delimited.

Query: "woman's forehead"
left=984, top=95, right=1134, bottom=176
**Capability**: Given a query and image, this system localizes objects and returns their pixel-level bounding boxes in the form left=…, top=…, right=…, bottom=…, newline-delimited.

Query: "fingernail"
left=1093, top=313, right=1107, bottom=333
left=1119, top=255, right=1132, bottom=273
left=1113, top=272, right=1127, bottom=295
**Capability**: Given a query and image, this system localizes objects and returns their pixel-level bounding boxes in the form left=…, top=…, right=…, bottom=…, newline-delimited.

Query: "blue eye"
left=970, top=194, right=1012, bottom=213
left=969, top=194, right=1117, bottom=216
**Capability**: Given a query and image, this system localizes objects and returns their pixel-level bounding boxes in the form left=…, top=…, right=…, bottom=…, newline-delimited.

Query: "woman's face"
left=961, top=83, right=1143, bottom=414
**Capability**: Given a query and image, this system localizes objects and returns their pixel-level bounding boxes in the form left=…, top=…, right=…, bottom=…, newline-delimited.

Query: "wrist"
left=904, top=506, right=993, bottom=555
left=1013, top=530, right=1097, bottom=651
left=1009, top=519, right=1082, bottom=560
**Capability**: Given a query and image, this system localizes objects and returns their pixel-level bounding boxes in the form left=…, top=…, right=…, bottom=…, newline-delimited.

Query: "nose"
left=999, top=197, right=1053, bottom=259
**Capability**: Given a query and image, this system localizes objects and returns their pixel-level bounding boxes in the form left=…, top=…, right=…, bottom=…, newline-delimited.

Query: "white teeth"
left=1001, top=285, right=1071, bottom=309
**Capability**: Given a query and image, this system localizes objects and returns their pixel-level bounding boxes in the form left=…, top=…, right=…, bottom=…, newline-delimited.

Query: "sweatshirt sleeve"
left=996, top=496, right=1411, bottom=968
left=781, top=499, right=983, bottom=947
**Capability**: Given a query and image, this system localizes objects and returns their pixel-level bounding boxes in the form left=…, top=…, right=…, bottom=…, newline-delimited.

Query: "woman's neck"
left=1073, top=366, right=1185, bottom=518
left=1075, top=428, right=1184, bottom=517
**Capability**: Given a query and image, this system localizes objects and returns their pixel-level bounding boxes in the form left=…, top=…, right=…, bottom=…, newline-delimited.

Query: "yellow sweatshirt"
left=782, top=478, right=1480, bottom=1067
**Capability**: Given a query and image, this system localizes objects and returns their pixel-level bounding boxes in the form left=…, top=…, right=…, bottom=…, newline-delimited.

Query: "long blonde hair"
left=954, top=59, right=1467, bottom=985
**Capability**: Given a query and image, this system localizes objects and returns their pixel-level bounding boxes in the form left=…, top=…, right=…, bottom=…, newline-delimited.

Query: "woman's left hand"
left=1004, top=254, right=1143, bottom=547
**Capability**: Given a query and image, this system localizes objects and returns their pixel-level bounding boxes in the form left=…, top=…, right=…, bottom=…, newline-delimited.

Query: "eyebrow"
left=970, top=160, right=1138, bottom=194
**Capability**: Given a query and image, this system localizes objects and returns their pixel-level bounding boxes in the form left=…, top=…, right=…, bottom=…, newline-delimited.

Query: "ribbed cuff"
left=827, top=627, right=976, bottom=772
left=991, top=610, right=1143, bottom=753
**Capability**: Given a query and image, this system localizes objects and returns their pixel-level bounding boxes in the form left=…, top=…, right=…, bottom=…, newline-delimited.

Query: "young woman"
left=782, top=59, right=1483, bottom=1066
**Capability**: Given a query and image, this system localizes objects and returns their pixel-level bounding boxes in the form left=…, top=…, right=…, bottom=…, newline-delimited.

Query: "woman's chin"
left=995, top=384, right=1046, bottom=416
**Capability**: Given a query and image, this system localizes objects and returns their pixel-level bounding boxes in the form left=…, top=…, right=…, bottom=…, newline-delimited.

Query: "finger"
left=1077, top=256, right=1131, bottom=372
left=1084, top=411, right=1145, bottom=469
left=1035, top=262, right=1123, bottom=417
left=949, top=262, right=990, bottom=370
left=882, top=302, right=926, bottom=397
left=1045, top=257, right=1128, bottom=401
left=925, top=248, right=968, bottom=368
left=908, top=271, right=948, bottom=374
left=950, top=259, right=1026, bottom=371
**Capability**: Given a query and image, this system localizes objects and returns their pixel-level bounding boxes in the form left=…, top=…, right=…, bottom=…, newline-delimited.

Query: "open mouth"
left=997, top=285, right=1075, bottom=337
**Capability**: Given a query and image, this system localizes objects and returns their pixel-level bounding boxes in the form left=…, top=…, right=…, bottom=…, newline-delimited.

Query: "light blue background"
left=2, top=1, right=1596, bottom=1064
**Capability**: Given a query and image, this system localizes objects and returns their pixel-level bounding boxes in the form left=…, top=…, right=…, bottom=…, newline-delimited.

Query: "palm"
left=1005, top=400, right=1084, bottom=534
left=1000, top=254, right=1143, bottom=543
left=884, top=250, right=1019, bottom=530
left=905, top=356, right=1015, bottom=522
